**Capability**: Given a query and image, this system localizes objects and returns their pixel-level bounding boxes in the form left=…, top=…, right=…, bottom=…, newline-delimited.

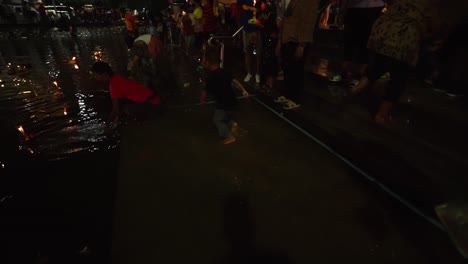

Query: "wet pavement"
left=1, top=27, right=467, bottom=262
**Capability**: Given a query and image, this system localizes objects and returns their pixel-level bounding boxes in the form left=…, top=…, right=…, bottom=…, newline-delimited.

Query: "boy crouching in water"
left=201, top=47, right=249, bottom=144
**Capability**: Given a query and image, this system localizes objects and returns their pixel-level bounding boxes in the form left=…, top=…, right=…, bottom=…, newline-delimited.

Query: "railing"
left=208, top=26, right=244, bottom=69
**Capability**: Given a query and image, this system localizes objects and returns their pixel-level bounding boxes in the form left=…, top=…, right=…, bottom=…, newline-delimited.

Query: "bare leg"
left=245, top=52, right=252, bottom=74
left=375, top=100, right=393, bottom=125
left=351, top=76, right=370, bottom=94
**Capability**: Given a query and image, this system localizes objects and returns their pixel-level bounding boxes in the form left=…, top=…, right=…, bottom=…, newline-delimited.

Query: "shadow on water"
left=219, top=194, right=293, bottom=264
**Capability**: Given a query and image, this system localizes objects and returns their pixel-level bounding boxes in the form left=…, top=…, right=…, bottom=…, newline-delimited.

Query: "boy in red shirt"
left=91, top=61, right=160, bottom=124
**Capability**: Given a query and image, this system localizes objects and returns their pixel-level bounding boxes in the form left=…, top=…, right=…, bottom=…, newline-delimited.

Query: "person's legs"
left=354, top=7, right=383, bottom=76
left=243, top=31, right=253, bottom=80
left=339, top=8, right=359, bottom=79
left=254, top=31, right=263, bottom=82
left=281, top=42, right=304, bottom=102
left=352, top=52, right=387, bottom=94
left=213, top=109, right=233, bottom=139
left=376, top=59, right=411, bottom=124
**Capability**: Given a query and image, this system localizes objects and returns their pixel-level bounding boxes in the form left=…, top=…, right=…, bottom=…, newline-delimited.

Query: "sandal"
left=282, top=100, right=301, bottom=110
left=274, top=96, right=289, bottom=103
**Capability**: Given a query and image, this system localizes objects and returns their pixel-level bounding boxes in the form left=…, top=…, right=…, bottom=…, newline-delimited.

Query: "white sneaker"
left=255, top=74, right=261, bottom=84
left=328, top=74, right=342, bottom=82
left=244, top=73, right=253, bottom=82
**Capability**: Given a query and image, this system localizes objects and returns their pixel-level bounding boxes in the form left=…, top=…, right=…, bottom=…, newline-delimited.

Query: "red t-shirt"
left=202, top=3, right=217, bottom=33
left=110, top=76, right=160, bottom=105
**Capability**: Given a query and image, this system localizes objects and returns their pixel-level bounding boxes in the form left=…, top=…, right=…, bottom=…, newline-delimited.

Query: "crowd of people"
left=93, top=0, right=468, bottom=145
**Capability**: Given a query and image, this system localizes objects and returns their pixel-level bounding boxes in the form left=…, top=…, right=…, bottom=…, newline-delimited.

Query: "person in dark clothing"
left=433, top=18, right=468, bottom=97
left=259, top=0, right=278, bottom=91
left=201, top=47, right=249, bottom=145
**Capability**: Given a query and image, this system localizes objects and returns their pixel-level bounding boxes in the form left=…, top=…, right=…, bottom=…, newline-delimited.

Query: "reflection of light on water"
left=19, top=91, right=32, bottom=94
left=18, top=126, right=25, bottom=135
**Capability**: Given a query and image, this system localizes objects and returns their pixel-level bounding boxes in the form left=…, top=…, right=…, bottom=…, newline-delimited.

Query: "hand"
left=107, top=112, right=119, bottom=126
left=294, top=45, right=304, bottom=60
left=242, top=90, right=249, bottom=97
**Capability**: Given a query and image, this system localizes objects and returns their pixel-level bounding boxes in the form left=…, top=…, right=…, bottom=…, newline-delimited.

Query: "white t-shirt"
left=277, top=0, right=291, bottom=21
left=347, top=0, right=385, bottom=8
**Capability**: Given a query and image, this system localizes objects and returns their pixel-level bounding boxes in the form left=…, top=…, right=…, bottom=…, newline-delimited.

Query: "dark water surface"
left=0, top=27, right=130, bottom=162
left=0, top=27, right=129, bottom=263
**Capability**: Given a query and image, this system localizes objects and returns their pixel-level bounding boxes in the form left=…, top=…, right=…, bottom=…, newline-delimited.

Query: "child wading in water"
left=201, top=47, right=249, bottom=145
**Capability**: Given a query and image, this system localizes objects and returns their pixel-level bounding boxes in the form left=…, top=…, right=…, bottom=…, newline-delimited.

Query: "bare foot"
left=351, top=77, right=369, bottom=94
left=221, top=136, right=236, bottom=145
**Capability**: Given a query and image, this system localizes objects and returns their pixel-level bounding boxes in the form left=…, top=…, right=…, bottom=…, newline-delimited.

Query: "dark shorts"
left=344, top=7, right=383, bottom=64
left=122, top=100, right=161, bottom=120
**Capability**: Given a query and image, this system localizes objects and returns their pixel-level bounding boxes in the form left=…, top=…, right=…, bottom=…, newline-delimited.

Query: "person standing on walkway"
left=351, top=0, right=431, bottom=124
left=238, top=0, right=263, bottom=84
left=201, top=47, right=249, bottom=145
left=275, top=0, right=320, bottom=109
left=191, top=0, right=204, bottom=50
left=329, top=0, right=385, bottom=85
left=202, top=0, right=218, bottom=39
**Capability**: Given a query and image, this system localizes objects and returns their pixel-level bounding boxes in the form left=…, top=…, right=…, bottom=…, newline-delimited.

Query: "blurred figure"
left=329, top=0, right=385, bottom=85
left=275, top=0, right=320, bottom=109
left=433, top=18, right=468, bottom=98
left=238, top=0, right=263, bottom=84
left=201, top=47, right=249, bottom=145
left=182, top=10, right=196, bottom=55
left=191, top=0, right=204, bottom=50
left=125, top=8, right=138, bottom=39
left=128, top=40, right=155, bottom=90
left=149, top=17, right=164, bottom=61
left=202, top=0, right=217, bottom=39
left=259, top=0, right=278, bottom=92
left=352, top=0, right=431, bottom=124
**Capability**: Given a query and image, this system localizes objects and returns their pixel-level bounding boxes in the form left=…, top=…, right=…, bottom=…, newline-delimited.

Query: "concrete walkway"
left=112, top=50, right=464, bottom=263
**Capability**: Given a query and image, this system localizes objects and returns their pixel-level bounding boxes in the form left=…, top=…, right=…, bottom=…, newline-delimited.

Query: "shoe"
left=255, top=74, right=261, bottom=84
left=380, top=72, right=391, bottom=80
left=231, top=122, right=239, bottom=134
left=446, top=91, right=465, bottom=97
left=274, top=96, right=289, bottom=103
left=424, top=79, right=433, bottom=85
left=349, top=79, right=360, bottom=87
left=351, top=77, right=369, bottom=95
left=244, top=73, right=253, bottom=82
left=282, top=100, right=301, bottom=110
left=374, top=100, right=393, bottom=125
left=221, top=136, right=236, bottom=145
left=328, top=74, right=342, bottom=82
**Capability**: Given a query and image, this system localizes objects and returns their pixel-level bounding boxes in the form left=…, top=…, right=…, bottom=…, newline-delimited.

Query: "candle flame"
left=18, top=126, right=25, bottom=135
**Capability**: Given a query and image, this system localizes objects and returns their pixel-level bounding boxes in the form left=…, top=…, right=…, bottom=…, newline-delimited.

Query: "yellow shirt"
left=193, top=7, right=203, bottom=20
